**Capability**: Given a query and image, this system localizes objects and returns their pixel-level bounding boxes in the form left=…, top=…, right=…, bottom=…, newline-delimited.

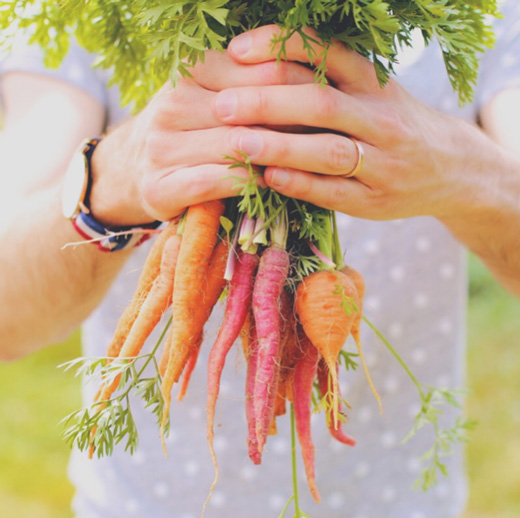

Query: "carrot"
left=244, top=314, right=262, bottom=464
left=158, top=237, right=229, bottom=378
left=92, top=221, right=178, bottom=404
left=317, top=358, right=356, bottom=446
left=292, top=330, right=321, bottom=503
left=177, top=332, right=203, bottom=401
left=206, top=250, right=259, bottom=488
left=276, top=290, right=301, bottom=406
left=106, top=220, right=178, bottom=359
left=342, top=265, right=382, bottom=413
left=160, top=200, right=225, bottom=453
left=252, top=246, right=290, bottom=452
left=115, top=234, right=181, bottom=360
left=270, top=290, right=299, bottom=433
left=239, top=309, right=252, bottom=358
left=295, top=269, right=358, bottom=425
left=88, top=234, right=181, bottom=458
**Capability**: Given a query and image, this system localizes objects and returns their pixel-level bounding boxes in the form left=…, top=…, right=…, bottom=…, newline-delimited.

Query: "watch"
left=62, top=138, right=162, bottom=252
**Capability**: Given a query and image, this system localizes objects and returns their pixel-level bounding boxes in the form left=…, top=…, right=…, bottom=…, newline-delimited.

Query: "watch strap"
left=73, top=211, right=163, bottom=252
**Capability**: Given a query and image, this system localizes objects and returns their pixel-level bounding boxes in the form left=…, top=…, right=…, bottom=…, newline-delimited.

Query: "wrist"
left=62, top=137, right=162, bottom=252
left=89, top=123, right=152, bottom=227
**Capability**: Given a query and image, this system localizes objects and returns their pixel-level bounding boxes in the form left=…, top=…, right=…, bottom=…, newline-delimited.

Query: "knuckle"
left=324, top=180, right=348, bottom=209
left=142, top=132, right=167, bottom=167
left=364, top=185, right=390, bottom=215
left=312, top=85, right=338, bottom=120
left=265, top=61, right=288, bottom=85
left=158, top=89, right=189, bottom=130
left=287, top=173, right=313, bottom=200
left=255, top=88, right=271, bottom=120
left=325, top=137, right=351, bottom=172
left=185, top=173, right=214, bottom=200
left=378, top=110, right=410, bottom=144
left=269, top=135, right=290, bottom=164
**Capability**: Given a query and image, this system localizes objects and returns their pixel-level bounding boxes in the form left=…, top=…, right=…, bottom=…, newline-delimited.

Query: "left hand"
left=212, top=25, right=490, bottom=221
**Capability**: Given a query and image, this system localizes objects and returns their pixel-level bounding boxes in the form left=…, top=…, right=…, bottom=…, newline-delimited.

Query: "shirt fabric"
left=2, top=2, right=520, bottom=517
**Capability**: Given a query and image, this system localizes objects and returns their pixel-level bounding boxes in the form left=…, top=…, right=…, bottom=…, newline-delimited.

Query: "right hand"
left=88, top=50, right=315, bottom=225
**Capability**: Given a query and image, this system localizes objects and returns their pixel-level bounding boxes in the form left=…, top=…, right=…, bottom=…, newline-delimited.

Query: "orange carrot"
left=341, top=265, right=382, bottom=413
left=276, top=290, right=300, bottom=406
left=177, top=332, right=203, bottom=401
left=317, top=358, right=356, bottom=446
left=158, top=237, right=229, bottom=378
left=295, top=269, right=358, bottom=425
left=106, top=220, right=178, bottom=359
left=160, top=200, right=225, bottom=453
left=88, top=234, right=181, bottom=458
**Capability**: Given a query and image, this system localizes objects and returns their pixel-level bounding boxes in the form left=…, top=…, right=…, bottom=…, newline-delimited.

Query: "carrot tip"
left=312, top=491, right=321, bottom=504
left=160, top=432, right=169, bottom=459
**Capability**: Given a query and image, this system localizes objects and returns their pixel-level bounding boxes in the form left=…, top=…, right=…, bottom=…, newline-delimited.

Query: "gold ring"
left=342, top=137, right=364, bottom=178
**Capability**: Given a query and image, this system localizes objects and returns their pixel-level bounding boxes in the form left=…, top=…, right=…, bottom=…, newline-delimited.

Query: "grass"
left=463, top=256, right=520, bottom=518
left=0, top=255, right=518, bottom=517
left=0, top=331, right=81, bottom=518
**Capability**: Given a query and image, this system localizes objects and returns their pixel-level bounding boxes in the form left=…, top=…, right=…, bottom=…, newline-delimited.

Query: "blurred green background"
left=0, top=254, right=519, bottom=518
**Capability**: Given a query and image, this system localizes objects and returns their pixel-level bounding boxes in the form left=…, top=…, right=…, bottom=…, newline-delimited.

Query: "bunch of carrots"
left=85, top=165, right=382, bottom=504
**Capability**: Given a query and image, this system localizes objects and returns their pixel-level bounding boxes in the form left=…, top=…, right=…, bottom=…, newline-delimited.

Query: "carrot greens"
left=361, top=315, right=476, bottom=492
left=0, top=0, right=498, bottom=110
left=5, top=0, right=497, bottom=514
left=59, top=317, right=172, bottom=457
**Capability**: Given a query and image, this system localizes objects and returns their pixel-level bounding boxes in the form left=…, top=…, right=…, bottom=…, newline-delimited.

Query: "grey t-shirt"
left=2, top=3, right=520, bottom=517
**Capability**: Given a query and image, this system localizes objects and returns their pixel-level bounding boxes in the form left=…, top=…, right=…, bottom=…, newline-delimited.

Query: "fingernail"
left=229, top=33, right=252, bottom=56
left=214, top=91, right=237, bottom=119
left=270, top=168, right=290, bottom=188
left=239, top=131, right=263, bottom=157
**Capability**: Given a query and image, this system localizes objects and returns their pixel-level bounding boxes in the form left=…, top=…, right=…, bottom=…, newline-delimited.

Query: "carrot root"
left=252, top=246, right=290, bottom=452
left=292, top=332, right=321, bottom=503
left=160, top=200, right=225, bottom=456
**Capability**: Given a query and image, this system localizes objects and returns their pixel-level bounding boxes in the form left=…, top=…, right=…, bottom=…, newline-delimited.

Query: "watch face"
left=62, top=149, right=89, bottom=219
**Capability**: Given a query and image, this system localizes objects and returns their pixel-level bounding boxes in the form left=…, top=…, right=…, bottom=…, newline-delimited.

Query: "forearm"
left=0, top=184, right=131, bottom=360
left=439, top=122, right=520, bottom=296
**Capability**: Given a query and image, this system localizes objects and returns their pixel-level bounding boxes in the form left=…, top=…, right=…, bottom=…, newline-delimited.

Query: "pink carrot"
left=317, top=358, right=356, bottom=446
left=252, top=246, right=290, bottom=452
left=292, top=331, right=321, bottom=503
left=245, top=315, right=261, bottom=464
left=206, top=251, right=259, bottom=483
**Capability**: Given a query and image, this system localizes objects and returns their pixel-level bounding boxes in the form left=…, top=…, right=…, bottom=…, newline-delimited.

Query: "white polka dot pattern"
left=64, top=2, right=520, bottom=512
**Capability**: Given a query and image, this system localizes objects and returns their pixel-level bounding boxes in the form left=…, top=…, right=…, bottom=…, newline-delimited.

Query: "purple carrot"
left=292, top=331, right=321, bottom=503
left=252, top=245, right=290, bottom=452
left=206, top=250, right=260, bottom=484
left=245, top=318, right=262, bottom=464
left=317, top=358, right=356, bottom=446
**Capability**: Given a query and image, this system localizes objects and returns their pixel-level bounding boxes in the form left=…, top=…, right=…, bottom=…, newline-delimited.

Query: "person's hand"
left=89, top=50, right=315, bottom=225
left=210, top=25, right=491, bottom=222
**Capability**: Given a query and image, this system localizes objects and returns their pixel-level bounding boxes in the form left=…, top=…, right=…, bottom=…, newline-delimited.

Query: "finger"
left=226, top=128, right=379, bottom=182
left=212, top=84, right=376, bottom=142
left=141, top=164, right=264, bottom=220
left=151, top=80, right=222, bottom=130
left=227, top=25, right=380, bottom=92
left=145, top=124, right=378, bottom=184
left=263, top=166, right=374, bottom=215
left=190, top=50, right=315, bottom=91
